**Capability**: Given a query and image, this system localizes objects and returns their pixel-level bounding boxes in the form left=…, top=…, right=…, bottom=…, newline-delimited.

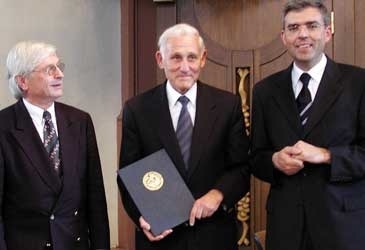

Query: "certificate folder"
left=118, top=149, right=195, bottom=235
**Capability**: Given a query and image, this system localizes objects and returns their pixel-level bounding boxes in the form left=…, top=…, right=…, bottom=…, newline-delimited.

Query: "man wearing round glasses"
left=0, top=41, right=110, bottom=250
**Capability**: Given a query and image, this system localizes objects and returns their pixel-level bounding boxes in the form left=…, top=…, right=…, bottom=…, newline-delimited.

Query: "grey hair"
left=6, top=41, right=57, bottom=99
left=157, top=23, right=205, bottom=58
left=282, top=0, right=330, bottom=28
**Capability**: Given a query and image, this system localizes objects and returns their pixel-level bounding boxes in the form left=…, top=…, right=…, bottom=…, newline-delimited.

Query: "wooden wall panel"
left=193, top=0, right=286, bottom=51
left=333, top=0, right=355, bottom=64
left=355, top=0, right=365, bottom=67
left=199, top=59, right=230, bottom=91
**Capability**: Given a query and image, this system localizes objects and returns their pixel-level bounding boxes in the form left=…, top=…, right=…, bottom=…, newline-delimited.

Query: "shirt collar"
left=166, top=81, right=197, bottom=108
left=292, top=53, right=327, bottom=87
left=23, top=98, right=56, bottom=124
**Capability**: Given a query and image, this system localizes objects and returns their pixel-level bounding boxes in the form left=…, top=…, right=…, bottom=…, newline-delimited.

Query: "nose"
left=298, top=25, right=309, bottom=37
left=179, top=59, right=190, bottom=72
left=54, top=67, right=64, bottom=78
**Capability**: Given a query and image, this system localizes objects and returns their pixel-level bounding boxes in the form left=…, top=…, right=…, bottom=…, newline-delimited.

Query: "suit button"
left=184, top=222, right=189, bottom=227
left=45, top=242, right=52, bottom=248
left=76, top=237, right=81, bottom=241
left=50, top=214, right=55, bottom=220
left=303, top=172, right=307, bottom=177
left=74, top=210, right=78, bottom=216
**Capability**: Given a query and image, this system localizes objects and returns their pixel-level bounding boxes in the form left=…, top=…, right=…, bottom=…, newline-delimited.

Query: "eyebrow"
left=286, top=20, right=321, bottom=27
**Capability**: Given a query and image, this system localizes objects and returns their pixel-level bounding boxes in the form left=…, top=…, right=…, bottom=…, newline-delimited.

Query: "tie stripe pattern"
left=176, top=96, right=193, bottom=169
left=296, top=73, right=312, bottom=125
left=43, top=111, right=62, bottom=176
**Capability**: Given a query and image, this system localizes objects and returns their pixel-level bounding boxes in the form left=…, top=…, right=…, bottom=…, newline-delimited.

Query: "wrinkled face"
left=281, top=7, right=331, bottom=71
left=17, top=54, right=64, bottom=109
left=156, top=35, right=206, bottom=94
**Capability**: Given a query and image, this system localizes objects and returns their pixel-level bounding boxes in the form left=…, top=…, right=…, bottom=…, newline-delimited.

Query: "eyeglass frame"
left=284, top=21, right=326, bottom=35
left=31, top=62, right=65, bottom=76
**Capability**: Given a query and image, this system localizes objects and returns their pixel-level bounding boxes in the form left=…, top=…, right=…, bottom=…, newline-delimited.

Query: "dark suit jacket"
left=0, top=100, right=110, bottom=250
left=251, top=57, right=365, bottom=250
left=118, top=81, right=250, bottom=250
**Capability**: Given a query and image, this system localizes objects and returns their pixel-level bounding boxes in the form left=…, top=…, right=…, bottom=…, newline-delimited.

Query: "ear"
left=324, top=25, right=332, bottom=43
left=280, top=30, right=287, bottom=46
left=155, top=51, right=164, bottom=69
left=200, top=50, right=207, bottom=68
left=15, top=75, right=28, bottom=91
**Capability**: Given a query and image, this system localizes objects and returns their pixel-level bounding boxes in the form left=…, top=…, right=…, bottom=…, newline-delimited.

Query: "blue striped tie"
left=296, top=73, right=312, bottom=126
left=176, top=96, right=193, bottom=169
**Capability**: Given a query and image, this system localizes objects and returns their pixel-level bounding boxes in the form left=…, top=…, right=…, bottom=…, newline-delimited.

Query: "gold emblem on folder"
left=143, top=171, right=164, bottom=191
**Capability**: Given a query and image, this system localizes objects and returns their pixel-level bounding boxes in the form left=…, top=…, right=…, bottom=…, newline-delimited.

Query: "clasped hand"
left=272, top=140, right=331, bottom=176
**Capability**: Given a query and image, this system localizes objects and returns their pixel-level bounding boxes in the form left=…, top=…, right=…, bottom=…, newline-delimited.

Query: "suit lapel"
left=272, top=66, right=302, bottom=136
left=11, top=100, right=62, bottom=194
left=55, top=103, right=80, bottom=188
left=187, top=83, right=217, bottom=178
left=153, top=84, right=187, bottom=177
left=303, top=58, right=343, bottom=137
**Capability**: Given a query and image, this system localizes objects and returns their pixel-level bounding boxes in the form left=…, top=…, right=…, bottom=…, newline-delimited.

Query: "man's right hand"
left=139, top=216, right=173, bottom=242
left=272, top=146, right=304, bottom=175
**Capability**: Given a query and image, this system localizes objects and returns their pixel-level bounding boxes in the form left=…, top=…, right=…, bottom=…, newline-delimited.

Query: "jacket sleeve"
left=213, top=95, right=251, bottom=208
left=329, top=77, right=365, bottom=182
left=117, top=102, right=143, bottom=227
left=85, top=114, right=110, bottom=249
left=250, top=85, right=279, bottom=185
left=0, top=135, right=8, bottom=250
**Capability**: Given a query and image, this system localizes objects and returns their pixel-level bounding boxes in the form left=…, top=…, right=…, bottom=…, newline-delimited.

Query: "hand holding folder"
left=118, top=149, right=195, bottom=236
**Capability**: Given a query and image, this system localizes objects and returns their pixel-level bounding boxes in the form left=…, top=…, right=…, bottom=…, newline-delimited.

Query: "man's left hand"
left=293, top=140, right=331, bottom=164
left=189, top=189, right=223, bottom=226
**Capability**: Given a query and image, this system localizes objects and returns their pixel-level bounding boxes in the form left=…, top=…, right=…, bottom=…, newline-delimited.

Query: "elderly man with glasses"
left=0, top=41, right=110, bottom=250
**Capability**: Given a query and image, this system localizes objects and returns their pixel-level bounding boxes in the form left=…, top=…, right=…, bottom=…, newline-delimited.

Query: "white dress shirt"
left=166, top=81, right=197, bottom=131
left=23, top=98, right=58, bottom=142
left=292, top=53, right=327, bottom=100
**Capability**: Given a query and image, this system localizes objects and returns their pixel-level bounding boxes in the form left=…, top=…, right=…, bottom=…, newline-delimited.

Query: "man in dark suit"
left=251, top=1, right=365, bottom=250
left=118, top=23, right=250, bottom=250
left=0, top=41, right=110, bottom=250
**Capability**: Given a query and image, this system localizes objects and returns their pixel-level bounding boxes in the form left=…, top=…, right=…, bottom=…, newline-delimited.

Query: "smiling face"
left=155, top=35, right=206, bottom=94
left=17, top=54, right=64, bottom=109
left=281, top=6, right=331, bottom=71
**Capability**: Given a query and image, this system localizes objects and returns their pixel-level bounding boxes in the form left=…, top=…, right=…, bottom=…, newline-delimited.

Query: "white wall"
left=0, top=0, right=121, bottom=247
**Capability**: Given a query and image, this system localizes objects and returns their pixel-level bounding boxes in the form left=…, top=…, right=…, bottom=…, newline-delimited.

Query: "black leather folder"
left=118, top=149, right=195, bottom=236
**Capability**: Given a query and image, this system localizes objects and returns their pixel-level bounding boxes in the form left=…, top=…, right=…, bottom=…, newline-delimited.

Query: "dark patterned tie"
left=43, top=111, right=62, bottom=177
left=176, top=96, right=193, bottom=169
left=296, top=73, right=312, bottom=126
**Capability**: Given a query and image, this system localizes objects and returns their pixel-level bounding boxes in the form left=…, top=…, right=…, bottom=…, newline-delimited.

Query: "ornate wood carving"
left=236, top=67, right=251, bottom=247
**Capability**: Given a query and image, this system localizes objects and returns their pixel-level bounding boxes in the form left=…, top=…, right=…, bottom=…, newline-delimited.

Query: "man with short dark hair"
left=251, top=1, right=365, bottom=250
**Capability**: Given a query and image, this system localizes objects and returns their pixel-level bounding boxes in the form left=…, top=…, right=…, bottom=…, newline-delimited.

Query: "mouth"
left=50, top=82, right=63, bottom=88
left=296, top=43, right=313, bottom=49
left=177, top=75, right=192, bottom=79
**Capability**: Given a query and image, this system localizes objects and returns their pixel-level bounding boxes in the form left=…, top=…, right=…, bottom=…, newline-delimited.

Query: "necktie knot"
left=300, top=73, right=311, bottom=88
left=43, top=110, right=52, bottom=121
left=178, top=96, right=189, bottom=107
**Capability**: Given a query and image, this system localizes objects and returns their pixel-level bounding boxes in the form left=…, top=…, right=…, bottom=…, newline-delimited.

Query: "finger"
left=189, top=205, right=197, bottom=226
left=139, top=217, right=151, bottom=230
left=195, top=206, right=203, bottom=220
left=201, top=209, right=210, bottom=218
left=143, top=229, right=159, bottom=241
left=161, top=229, right=173, bottom=238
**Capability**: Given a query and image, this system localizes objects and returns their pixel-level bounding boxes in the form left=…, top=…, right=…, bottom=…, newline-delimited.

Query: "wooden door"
left=119, top=0, right=365, bottom=249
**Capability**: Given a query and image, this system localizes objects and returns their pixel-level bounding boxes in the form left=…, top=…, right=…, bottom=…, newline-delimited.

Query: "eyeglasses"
left=32, top=62, right=65, bottom=76
left=285, top=22, right=323, bottom=35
